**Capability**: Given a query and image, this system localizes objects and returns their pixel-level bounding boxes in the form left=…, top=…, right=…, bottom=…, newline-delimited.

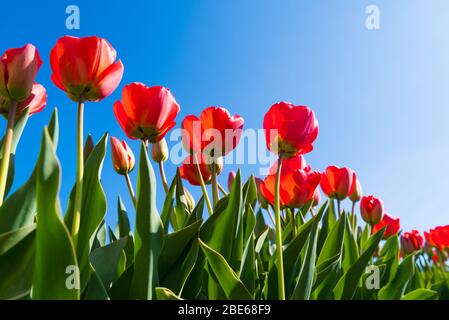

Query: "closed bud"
left=228, top=171, right=236, bottom=191
left=110, top=137, right=135, bottom=175
left=349, top=179, right=362, bottom=202
left=183, top=187, right=195, bottom=212
left=401, top=230, right=423, bottom=255
left=206, top=156, right=223, bottom=175
left=360, top=195, right=384, bottom=225
left=151, top=138, right=168, bottom=163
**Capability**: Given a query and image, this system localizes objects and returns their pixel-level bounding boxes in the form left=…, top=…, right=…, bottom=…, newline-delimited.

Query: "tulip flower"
left=113, top=83, right=180, bottom=143
left=401, top=230, right=423, bottom=255
left=320, top=166, right=356, bottom=201
left=50, top=36, right=123, bottom=102
left=50, top=35, right=123, bottom=244
left=151, top=139, right=168, bottom=163
left=263, top=101, right=318, bottom=158
left=181, top=106, right=244, bottom=157
left=349, top=178, right=362, bottom=203
left=0, top=44, right=42, bottom=102
left=255, top=177, right=270, bottom=210
left=372, top=213, right=400, bottom=239
left=110, top=137, right=136, bottom=208
left=0, top=83, right=46, bottom=118
left=228, top=171, right=236, bottom=191
left=424, top=225, right=449, bottom=251
left=0, top=44, right=42, bottom=205
left=179, top=154, right=213, bottom=216
left=360, top=195, right=384, bottom=225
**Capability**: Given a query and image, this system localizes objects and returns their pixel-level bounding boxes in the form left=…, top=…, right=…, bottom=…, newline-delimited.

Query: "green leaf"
left=0, top=109, right=58, bottom=233
left=342, top=214, right=359, bottom=272
left=199, top=240, right=252, bottom=300
left=130, top=143, right=164, bottom=299
left=378, top=254, right=415, bottom=300
left=117, top=196, right=134, bottom=268
left=291, top=210, right=320, bottom=300
left=161, top=175, right=177, bottom=233
left=64, top=134, right=108, bottom=289
left=311, top=253, right=341, bottom=300
left=333, top=227, right=385, bottom=300
left=401, top=288, right=438, bottom=300
left=32, top=127, right=79, bottom=300
left=0, top=224, right=36, bottom=299
left=317, top=213, right=345, bottom=266
left=155, top=287, right=183, bottom=300
left=240, top=206, right=256, bottom=296
left=90, top=237, right=128, bottom=290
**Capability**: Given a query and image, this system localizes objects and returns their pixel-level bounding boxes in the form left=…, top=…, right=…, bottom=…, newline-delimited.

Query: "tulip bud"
left=110, top=137, right=135, bottom=175
left=183, top=187, right=195, bottom=212
left=206, top=156, right=223, bottom=175
left=151, top=138, right=168, bottom=163
left=349, top=179, right=362, bottom=202
left=255, top=177, right=269, bottom=209
left=228, top=171, right=236, bottom=191
left=360, top=195, right=384, bottom=225
left=0, top=44, right=42, bottom=102
left=401, top=230, right=423, bottom=255
left=312, top=189, right=321, bottom=207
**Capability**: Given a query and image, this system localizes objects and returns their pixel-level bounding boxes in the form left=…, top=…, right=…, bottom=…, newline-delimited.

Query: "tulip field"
left=0, top=35, right=448, bottom=301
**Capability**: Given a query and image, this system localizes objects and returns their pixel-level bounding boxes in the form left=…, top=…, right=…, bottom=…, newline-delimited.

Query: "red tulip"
left=228, top=170, right=236, bottom=191
left=181, top=106, right=244, bottom=157
left=260, top=161, right=321, bottom=208
left=179, top=154, right=212, bottom=186
left=110, top=137, right=135, bottom=175
left=113, top=83, right=180, bottom=143
left=267, top=155, right=307, bottom=176
left=401, top=230, right=423, bottom=255
left=349, top=179, right=362, bottom=202
left=312, top=189, right=321, bottom=207
left=255, top=177, right=269, bottom=209
left=50, top=36, right=123, bottom=102
left=320, top=166, right=356, bottom=200
left=0, top=83, right=46, bottom=117
left=372, top=213, right=400, bottom=239
left=0, top=44, right=42, bottom=102
left=424, top=225, right=449, bottom=251
left=263, top=101, right=318, bottom=158
left=360, top=195, right=384, bottom=225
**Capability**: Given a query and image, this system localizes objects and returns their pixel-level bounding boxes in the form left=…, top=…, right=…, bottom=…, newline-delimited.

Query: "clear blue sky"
left=2, top=0, right=449, bottom=233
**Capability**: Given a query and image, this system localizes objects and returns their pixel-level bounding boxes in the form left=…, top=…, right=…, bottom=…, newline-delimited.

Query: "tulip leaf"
left=117, top=196, right=134, bottom=267
left=333, top=227, right=385, bottom=300
left=342, top=214, right=359, bottom=273
left=130, top=143, right=164, bottom=299
left=32, top=127, right=79, bottom=300
left=317, top=213, right=345, bottom=266
left=161, top=175, right=177, bottom=233
left=0, top=224, right=36, bottom=299
left=155, top=287, right=183, bottom=300
left=199, top=240, right=252, bottom=300
left=0, top=109, right=58, bottom=233
left=378, top=254, right=415, bottom=300
left=401, top=288, right=438, bottom=300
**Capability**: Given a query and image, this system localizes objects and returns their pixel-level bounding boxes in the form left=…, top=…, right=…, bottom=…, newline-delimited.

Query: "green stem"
left=218, top=183, right=228, bottom=196
left=125, top=173, right=137, bottom=209
left=194, top=153, right=213, bottom=216
left=274, top=154, right=286, bottom=300
left=290, top=208, right=296, bottom=239
left=211, top=162, right=219, bottom=206
left=266, top=206, right=276, bottom=226
left=158, top=161, right=169, bottom=194
left=71, top=100, right=84, bottom=246
left=0, top=101, right=16, bottom=205
left=337, top=199, right=341, bottom=216
left=351, top=201, right=357, bottom=236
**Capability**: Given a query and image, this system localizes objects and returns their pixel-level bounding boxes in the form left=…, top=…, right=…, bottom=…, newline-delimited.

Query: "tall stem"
left=211, top=162, right=219, bottom=206
left=125, top=173, right=137, bottom=209
left=71, top=100, right=84, bottom=246
left=158, top=161, right=169, bottom=194
left=274, top=154, right=286, bottom=300
left=337, top=199, right=341, bottom=216
left=0, top=101, right=16, bottom=205
left=290, top=208, right=297, bottom=239
left=218, top=183, right=228, bottom=196
left=351, top=201, right=357, bottom=235
left=194, top=152, right=213, bottom=216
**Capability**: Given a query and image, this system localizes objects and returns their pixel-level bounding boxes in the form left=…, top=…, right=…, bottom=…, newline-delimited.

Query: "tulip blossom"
left=179, top=154, right=212, bottom=186
left=181, top=106, right=244, bottom=157
left=0, top=83, right=46, bottom=117
left=50, top=36, right=123, bottom=102
left=260, top=161, right=321, bottom=209
left=401, top=230, right=423, bottom=255
left=228, top=171, right=236, bottom=191
left=320, top=166, right=356, bottom=200
left=424, top=225, right=449, bottom=251
left=0, top=44, right=42, bottom=102
left=110, top=137, right=135, bottom=175
left=349, top=179, right=362, bottom=202
left=372, top=213, right=401, bottom=239
left=114, top=83, right=180, bottom=143
left=263, top=101, right=318, bottom=158
left=360, top=195, right=384, bottom=225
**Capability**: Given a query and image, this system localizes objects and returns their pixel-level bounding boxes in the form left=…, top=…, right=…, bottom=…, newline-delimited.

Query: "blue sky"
left=2, top=0, right=449, bottom=232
